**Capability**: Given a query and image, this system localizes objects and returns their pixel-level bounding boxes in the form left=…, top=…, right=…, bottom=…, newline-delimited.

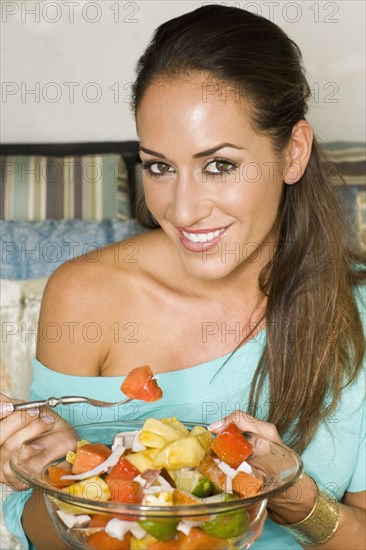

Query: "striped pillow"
left=321, top=142, right=365, bottom=249
left=0, top=154, right=129, bottom=221
left=322, top=141, right=365, bottom=186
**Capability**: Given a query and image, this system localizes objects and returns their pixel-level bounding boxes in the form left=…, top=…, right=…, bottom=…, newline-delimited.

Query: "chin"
left=180, top=254, right=240, bottom=282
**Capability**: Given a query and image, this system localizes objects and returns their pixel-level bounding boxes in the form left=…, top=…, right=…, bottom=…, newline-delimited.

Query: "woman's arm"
left=36, top=259, right=109, bottom=376
left=2, top=260, right=108, bottom=549
left=0, top=394, right=76, bottom=549
left=268, top=472, right=365, bottom=549
left=22, top=492, right=72, bottom=550
left=209, top=412, right=366, bottom=549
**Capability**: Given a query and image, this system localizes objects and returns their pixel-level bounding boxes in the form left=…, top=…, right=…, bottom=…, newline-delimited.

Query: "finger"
left=0, top=392, right=23, bottom=419
left=0, top=412, right=54, bottom=449
left=208, top=410, right=281, bottom=442
left=0, top=393, right=16, bottom=419
left=2, top=418, right=77, bottom=488
left=0, top=414, right=58, bottom=486
left=0, top=405, right=67, bottom=446
left=0, top=410, right=40, bottom=446
left=208, top=410, right=261, bottom=433
left=208, top=411, right=258, bottom=432
left=0, top=402, right=15, bottom=419
left=1, top=458, right=30, bottom=490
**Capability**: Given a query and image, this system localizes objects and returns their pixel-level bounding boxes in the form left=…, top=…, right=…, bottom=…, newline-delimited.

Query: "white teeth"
left=182, top=228, right=225, bottom=243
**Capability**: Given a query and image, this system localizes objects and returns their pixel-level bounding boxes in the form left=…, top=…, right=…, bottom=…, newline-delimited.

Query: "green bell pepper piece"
left=201, top=508, right=250, bottom=539
left=139, top=518, right=179, bottom=541
left=192, top=475, right=214, bottom=498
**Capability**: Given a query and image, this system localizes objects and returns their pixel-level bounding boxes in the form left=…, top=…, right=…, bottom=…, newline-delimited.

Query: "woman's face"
left=137, top=75, right=288, bottom=282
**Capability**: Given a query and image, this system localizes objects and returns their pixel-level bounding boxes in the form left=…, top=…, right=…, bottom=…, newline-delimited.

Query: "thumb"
left=0, top=393, right=21, bottom=419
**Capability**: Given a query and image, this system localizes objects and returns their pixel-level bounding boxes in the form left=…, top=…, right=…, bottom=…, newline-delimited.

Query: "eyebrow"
left=139, top=143, right=246, bottom=159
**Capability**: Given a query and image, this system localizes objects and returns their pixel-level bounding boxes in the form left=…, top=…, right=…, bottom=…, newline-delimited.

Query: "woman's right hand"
left=0, top=392, right=73, bottom=491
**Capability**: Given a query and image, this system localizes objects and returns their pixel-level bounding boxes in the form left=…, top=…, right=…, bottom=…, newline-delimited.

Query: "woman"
left=1, top=5, right=365, bottom=549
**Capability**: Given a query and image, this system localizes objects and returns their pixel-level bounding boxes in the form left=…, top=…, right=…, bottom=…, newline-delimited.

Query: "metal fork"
left=12, top=396, right=132, bottom=411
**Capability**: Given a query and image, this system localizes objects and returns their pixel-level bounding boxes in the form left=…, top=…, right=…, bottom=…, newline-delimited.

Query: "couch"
left=0, top=141, right=146, bottom=549
left=0, top=140, right=365, bottom=549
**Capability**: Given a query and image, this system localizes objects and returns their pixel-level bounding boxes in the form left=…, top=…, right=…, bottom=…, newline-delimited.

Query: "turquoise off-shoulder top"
left=3, top=287, right=365, bottom=549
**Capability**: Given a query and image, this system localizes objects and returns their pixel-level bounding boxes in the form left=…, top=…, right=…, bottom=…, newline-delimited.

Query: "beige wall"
left=1, top=0, right=365, bottom=143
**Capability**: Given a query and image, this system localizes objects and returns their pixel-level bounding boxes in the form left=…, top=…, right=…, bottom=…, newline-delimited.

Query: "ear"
left=283, top=120, right=313, bottom=184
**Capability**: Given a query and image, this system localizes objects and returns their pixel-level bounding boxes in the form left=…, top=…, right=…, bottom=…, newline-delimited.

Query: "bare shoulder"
left=36, top=231, right=169, bottom=375
left=42, top=231, right=156, bottom=305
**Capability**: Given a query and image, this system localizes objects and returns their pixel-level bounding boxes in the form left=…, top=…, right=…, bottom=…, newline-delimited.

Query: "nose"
left=169, top=171, right=212, bottom=227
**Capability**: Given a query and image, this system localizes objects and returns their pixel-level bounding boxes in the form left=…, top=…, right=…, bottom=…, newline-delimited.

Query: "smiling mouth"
left=181, top=227, right=227, bottom=243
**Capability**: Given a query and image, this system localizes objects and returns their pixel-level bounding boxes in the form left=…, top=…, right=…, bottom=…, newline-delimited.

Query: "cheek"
left=242, top=162, right=284, bottom=208
left=222, top=180, right=282, bottom=215
left=143, top=183, right=168, bottom=216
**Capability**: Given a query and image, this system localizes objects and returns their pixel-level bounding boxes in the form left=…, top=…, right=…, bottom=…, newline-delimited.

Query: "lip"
left=178, top=226, right=228, bottom=235
left=178, top=225, right=230, bottom=253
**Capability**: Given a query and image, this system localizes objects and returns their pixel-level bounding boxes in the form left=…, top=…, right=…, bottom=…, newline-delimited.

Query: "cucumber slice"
left=139, top=518, right=178, bottom=541
left=191, top=475, right=214, bottom=497
left=201, top=509, right=250, bottom=539
left=174, top=468, right=214, bottom=497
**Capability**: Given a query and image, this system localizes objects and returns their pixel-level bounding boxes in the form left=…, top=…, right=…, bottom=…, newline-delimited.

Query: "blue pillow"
left=0, top=219, right=144, bottom=280
left=112, top=218, right=146, bottom=242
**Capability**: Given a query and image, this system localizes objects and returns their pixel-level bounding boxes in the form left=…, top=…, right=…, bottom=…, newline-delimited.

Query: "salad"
left=119, top=365, right=163, bottom=403
left=46, top=417, right=263, bottom=550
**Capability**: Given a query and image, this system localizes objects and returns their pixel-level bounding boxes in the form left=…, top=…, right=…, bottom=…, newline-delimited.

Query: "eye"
left=142, top=161, right=175, bottom=178
left=204, top=158, right=238, bottom=176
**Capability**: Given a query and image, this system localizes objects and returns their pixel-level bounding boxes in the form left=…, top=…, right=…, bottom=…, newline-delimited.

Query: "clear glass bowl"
left=10, top=420, right=303, bottom=550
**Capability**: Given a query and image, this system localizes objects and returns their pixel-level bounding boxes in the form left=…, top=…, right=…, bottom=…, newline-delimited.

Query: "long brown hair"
left=131, top=5, right=365, bottom=453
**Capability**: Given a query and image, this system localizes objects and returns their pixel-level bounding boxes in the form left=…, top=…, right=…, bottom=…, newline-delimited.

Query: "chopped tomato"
left=172, top=489, right=211, bottom=522
left=198, top=454, right=226, bottom=490
left=90, top=511, right=142, bottom=524
left=89, top=514, right=110, bottom=528
left=210, top=422, right=253, bottom=469
left=46, top=465, right=74, bottom=488
left=178, top=527, right=227, bottom=549
left=86, top=531, right=131, bottom=550
left=121, top=365, right=163, bottom=402
left=232, top=471, right=263, bottom=498
left=72, top=443, right=112, bottom=474
left=106, top=478, right=143, bottom=504
left=104, top=456, right=140, bottom=482
left=173, top=489, right=203, bottom=506
left=145, top=535, right=182, bottom=549
left=198, top=454, right=262, bottom=498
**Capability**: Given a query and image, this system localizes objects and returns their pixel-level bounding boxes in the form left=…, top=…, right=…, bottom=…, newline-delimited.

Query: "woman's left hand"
left=209, top=411, right=318, bottom=525
left=209, top=411, right=366, bottom=549
left=209, top=410, right=283, bottom=444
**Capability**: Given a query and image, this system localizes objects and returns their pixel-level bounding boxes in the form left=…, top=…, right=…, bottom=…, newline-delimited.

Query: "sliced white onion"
left=143, top=485, right=174, bottom=494
left=134, top=469, right=161, bottom=488
left=71, top=527, right=103, bottom=536
left=111, top=434, right=125, bottom=451
left=134, top=474, right=147, bottom=488
left=177, top=520, right=204, bottom=536
left=202, top=493, right=227, bottom=504
left=226, top=475, right=233, bottom=493
left=105, top=518, right=146, bottom=541
left=142, top=486, right=164, bottom=494
left=105, top=518, right=130, bottom=541
left=56, top=510, right=91, bottom=529
left=112, top=430, right=143, bottom=450
left=129, top=523, right=147, bottom=539
left=156, top=475, right=173, bottom=489
left=60, top=445, right=125, bottom=481
left=217, top=461, right=237, bottom=480
left=236, top=460, right=253, bottom=474
left=213, top=458, right=220, bottom=464
left=132, top=431, right=146, bottom=452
